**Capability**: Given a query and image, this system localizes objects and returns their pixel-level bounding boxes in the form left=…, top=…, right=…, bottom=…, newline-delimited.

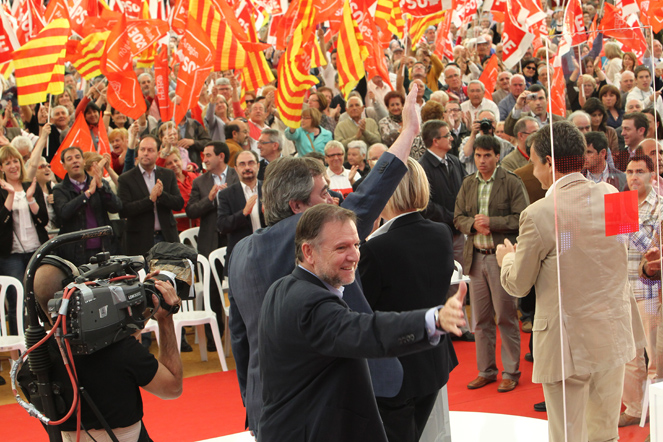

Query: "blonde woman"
left=0, top=145, right=48, bottom=336
left=604, top=42, right=623, bottom=85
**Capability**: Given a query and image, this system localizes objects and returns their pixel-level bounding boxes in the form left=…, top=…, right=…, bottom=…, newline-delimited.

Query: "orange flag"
left=174, top=19, right=214, bottom=125
left=648, top=0, right=663, bottom=33
left=549, top=62, right=566, bottom=118
left=154, top=45, right=173, bottom=122
left=50, top=112, right=94, bottom=180
left=97, top=111, right=111, bottom=156
left=44, top=0, right=70, bottom=23
left=479, top=55, right=499, bottom=100
left=101, top=15, right=168, bottom=119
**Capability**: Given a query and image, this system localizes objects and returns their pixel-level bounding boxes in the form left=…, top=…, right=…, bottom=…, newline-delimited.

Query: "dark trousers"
left=205, top=258, right=225, bottom=344
left=377, top=390, right=439, bottom=442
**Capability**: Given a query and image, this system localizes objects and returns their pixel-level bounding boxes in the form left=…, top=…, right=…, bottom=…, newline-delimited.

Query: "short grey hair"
left=51, top=105, right=69, bottom=118
left=262, top=129, right=283, bottom=152
left=137, top=72, right=153, bottom=83
left=11, top=136, right=33, bottom=153
left=513, top=116, right=538, bottom=135
left=262, top=157, right=326, bottom=225
left=347, top=140, right=367, bottom=157
left=468, top=80, right=485, bottom=92
left=567, top=110, right=591, bottom=123
left=216, top=78, right=231, bottom=86
left=324, top=140, right=345, bottom=155
left=477, top=109, right=497, bottom=121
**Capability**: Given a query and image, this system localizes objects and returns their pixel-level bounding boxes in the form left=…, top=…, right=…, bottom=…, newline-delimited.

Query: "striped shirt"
left=628, top=188, right=663, bottom=301
left=473, top=167, right=497, bottom=249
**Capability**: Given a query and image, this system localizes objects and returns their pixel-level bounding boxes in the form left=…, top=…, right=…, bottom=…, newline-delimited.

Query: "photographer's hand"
left=152, top=279, right=180, bottom=321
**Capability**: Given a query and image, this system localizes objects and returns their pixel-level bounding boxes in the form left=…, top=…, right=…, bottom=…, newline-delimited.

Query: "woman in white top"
left=0, top=145, right=49, bottom=337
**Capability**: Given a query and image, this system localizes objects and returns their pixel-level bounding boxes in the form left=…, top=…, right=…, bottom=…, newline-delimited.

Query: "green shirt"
left=473, top=167, right=497, bottom=249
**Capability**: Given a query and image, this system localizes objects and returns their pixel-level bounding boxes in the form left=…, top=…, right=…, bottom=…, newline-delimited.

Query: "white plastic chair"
left=0, top=276, right=27, bottom=362
left=450, top=260, right=471, bottom=285
left=172, top=254, right=228, bottom=371
left=179, top=227, right=200, bottom=252
left=208, top=247, right=231, bottom=357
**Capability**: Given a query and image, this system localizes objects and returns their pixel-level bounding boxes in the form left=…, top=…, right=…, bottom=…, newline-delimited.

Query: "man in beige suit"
left=497, top=121, right=637, bottom=442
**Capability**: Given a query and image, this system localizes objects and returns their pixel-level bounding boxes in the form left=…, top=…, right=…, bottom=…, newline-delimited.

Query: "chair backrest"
left=450, top=260, right=471, bottom=285
left=179, top=227, right=200, bottom=252
left=0, top=276, right=25, bottom=338
left=208, top=247, right=228, bottom=311
left=182, top=254, right=211, bottom=313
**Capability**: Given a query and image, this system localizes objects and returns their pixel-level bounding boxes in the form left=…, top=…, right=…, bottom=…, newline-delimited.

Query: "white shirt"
left=139, top=164, right=161, bottom=231
left=367, top=80, right=391, bottom=109
left=327, top=167, right=353, bottom=197
left=240, top=181, right=261, bottom=233
left=461, top=98, right=500, bottom=122
left=11, top=190, right=41, bottom=254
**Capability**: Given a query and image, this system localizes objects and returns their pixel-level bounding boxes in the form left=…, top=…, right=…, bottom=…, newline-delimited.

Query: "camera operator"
left=459, top=109, right=514, bottom=175
left=20, top=260, right=183, bottom=442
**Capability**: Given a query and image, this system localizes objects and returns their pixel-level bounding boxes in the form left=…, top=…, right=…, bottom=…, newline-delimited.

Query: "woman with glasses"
left=521, top=58, right=539, bottom=88
left=284, top=108, right=333, bottom=156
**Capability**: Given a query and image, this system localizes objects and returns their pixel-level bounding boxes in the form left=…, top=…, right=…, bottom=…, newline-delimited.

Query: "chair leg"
left=210, top=321, right=228, bottom=372
left=197, top=325, right=208, bottom=362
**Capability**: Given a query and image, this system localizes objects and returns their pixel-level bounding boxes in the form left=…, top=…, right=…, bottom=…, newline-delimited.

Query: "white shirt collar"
left=367, top=212, right=414, bottom=241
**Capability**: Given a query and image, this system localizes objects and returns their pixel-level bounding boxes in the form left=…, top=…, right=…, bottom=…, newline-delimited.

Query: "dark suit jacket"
left=258, top=267, right=436, bottom=442
left=52, top=174, right=122, bottom=265
left=257, top=159, right=268, bottom=181
left=359, top=212, right=458, bottom=399
left=185, top=168, right=238, bottom=257
left=216, top=181, right=266, bottom=267
left=117, top=166, right=184, bottom=256
left=228, top=152, right=408, bottom=433
left=419, top=151, right=466, bottom=235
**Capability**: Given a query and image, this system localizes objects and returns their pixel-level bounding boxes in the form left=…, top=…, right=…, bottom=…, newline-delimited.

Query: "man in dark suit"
left=117, top=135, right=184, bottom=256
left=185, top=141, right=238, bottom=350
left=186, top=141, right=239, bottom=257
left=419, top=120, right=473, bottom=341
left=228, top=85, right=422, bottom=435
left=257, top=129, right=282, bottom=181
left=217, top=150, right=266, bottom=266
left=258, top=204, right=467, bottom=442
left=175, top=116, right=212, bottom=169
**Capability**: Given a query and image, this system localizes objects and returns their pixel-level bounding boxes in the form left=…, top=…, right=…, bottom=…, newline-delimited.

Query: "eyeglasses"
left=258, top=140, right=274, bottom=145
left=447, top=108, right=461, bottom=113
left=437, top=133, right=452, bottom=139
left=326, top=153, right=344, bottom=158
left=524, top=66, right=536, bottom=71
left=38, top=164, right=51, bottom=169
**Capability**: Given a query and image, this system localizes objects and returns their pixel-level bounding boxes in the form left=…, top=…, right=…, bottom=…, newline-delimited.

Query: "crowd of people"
left=1, top=0, right=663, bottom=440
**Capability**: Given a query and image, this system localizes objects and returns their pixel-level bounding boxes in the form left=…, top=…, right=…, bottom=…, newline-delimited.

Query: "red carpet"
left=0, top=330, right=652, bottom=441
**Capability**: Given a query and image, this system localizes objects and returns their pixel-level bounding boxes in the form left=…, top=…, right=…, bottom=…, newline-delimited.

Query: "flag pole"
left=46, top=94, right=52, bottom=157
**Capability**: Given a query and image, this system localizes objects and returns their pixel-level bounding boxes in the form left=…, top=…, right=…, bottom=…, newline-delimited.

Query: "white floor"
left=197, top=411, right=549, bottom=442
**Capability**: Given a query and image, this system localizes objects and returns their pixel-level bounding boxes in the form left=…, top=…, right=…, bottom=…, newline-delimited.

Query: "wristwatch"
left=433, top=308, right=443, bottom=332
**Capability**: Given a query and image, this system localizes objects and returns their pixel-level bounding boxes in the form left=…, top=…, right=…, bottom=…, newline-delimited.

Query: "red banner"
left=174, top=19, right=214, bottom=125
left=154, top=45, right=173, bottom=122
left=50, top=111, right=95, bottom=180
left=479, top=55, right=499, bottom=100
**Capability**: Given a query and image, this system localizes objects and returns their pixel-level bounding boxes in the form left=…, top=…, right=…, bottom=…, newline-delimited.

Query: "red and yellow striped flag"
left=189, top=0, right=247, bottom=71
left=374, top=0, right=405, bottom=39
left=0, top=61, right=13, bottom=80
left=337, top=0, right=368, bottom=99
left=13, top=18, right=70, bottom=105
left=409, top=11, right=446, bottom=50
left=69, top=31, right=110, bottom=80
left=275, top=0, right=318, bottom=128
left=241, top=10, right=274, bottom=91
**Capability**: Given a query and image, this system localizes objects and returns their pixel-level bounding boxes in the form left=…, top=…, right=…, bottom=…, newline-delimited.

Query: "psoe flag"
left=13, top=18, right=71, bottom=105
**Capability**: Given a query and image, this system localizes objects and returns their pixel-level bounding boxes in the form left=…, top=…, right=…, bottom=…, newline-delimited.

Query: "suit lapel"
left=133, top=167, right=151, bottom=198
left=292, top=266, right=328, bottom=290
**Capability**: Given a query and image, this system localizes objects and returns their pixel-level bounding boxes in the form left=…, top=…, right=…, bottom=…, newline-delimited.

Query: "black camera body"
left=478, top=118, right=494, bottom=134
left=46, top=250, right=193, bottom=356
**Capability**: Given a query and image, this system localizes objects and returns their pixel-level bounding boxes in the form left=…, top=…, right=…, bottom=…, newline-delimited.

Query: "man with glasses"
left=257, top=129, right=283, bottom=180
left=459, top=109, right=514, bottom=175
left=498, top=74, right=526, bottom=121
left=442, top=64, right=468, bottom=103
left=504, top=85, right=564, bottom=137
left=324, top=140, right=354, bottom=197
left=501, top=117, right=539, bottom=172
left=420, top=120, right=473, bottom=341
left=445, top=101, right=471, bottom=157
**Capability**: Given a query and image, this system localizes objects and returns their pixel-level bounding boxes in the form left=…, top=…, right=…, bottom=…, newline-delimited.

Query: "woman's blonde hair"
left=384, top=157, right=430, bottom=214
left=83, top=151, right=103, bottom=172
left=108, top=128, right=129, bottom=142
left=0, top=145, right=27, bottom=182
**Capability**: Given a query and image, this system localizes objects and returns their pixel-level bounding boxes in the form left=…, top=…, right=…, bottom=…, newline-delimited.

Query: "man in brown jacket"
left=454, top=135, right=529, bottom=393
